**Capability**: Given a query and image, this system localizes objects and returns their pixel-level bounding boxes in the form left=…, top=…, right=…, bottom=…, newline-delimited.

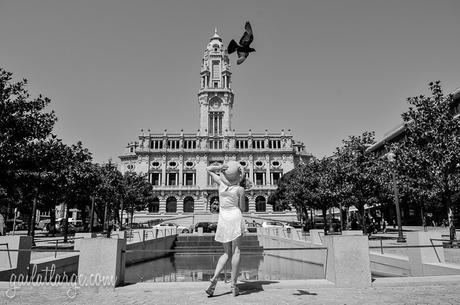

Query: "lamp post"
left=385, top=152, right=406, bottom=243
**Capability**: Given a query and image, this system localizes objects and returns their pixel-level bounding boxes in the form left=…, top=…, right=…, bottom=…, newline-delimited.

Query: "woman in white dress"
left=205, top=161, right=245, bottom=297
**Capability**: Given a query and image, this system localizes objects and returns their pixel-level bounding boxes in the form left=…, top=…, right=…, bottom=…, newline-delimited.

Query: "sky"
left=1, top=0, right=460, bottom=163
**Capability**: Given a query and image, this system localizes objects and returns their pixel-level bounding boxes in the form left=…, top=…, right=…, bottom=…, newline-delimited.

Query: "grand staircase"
left=173, top=233, right=263, bottom=254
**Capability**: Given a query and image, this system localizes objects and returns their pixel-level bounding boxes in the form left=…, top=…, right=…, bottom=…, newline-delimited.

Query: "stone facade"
left=119, top=30, right=310, bottom=224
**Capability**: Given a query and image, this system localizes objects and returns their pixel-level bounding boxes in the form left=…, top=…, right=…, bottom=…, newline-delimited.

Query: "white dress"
left=214, top=182, right=245, bottom=243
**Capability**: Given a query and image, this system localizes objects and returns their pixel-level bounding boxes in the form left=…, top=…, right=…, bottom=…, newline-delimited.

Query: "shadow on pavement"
left=293, top=289, right=317, bottom=296
left=237, top=280, right=279, bottom=296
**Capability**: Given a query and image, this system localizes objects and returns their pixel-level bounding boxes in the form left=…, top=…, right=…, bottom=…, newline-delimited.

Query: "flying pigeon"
left=227, top=21, right=255, bottom=65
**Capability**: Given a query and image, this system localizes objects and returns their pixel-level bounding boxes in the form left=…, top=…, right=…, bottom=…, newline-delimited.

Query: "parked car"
left=285, top=221, right=303, bottom=229
left=154, top=222, right=190, bottom=233
left=261, top=221, right=284, bottom=228
left=245, top=221, right=261, bottom=233
left=194, top=222, right=217, bottom=233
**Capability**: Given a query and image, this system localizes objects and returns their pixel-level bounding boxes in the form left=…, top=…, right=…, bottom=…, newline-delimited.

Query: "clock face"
left=210, top=99, right=221, bottom=110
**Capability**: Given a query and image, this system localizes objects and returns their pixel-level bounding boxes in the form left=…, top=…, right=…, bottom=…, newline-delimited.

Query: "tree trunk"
left=361, top=205, right=368, bottom=235
left=322, top=208, right=327, bottom=235
left=50, top=206, right=56, bottom=237
left=106, top=203, right=111, bottom=238
left=63, top=204, right=69, bottom=243
left=120, top=199, right=124, bottom=231
left=445, top=198, right=456, bottom=242
left=103, top=201, right=108, bottom=232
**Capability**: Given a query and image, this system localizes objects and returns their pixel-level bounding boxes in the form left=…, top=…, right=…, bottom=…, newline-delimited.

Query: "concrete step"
left=174, top=241, right=261, bottom=248
left=176, top=234, right=258, bottom=242
left=174, top=245, right=263, bottom=254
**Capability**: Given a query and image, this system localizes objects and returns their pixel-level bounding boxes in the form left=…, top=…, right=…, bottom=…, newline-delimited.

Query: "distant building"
left=119, top=29, right=310, bottom=224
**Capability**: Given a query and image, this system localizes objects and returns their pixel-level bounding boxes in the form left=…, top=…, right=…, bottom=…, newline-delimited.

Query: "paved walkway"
left=1, top=276, right=460, bottom=305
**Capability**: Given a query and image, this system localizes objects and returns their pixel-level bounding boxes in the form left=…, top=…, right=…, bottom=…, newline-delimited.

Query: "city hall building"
left=119, top=30, right=310, bottom=224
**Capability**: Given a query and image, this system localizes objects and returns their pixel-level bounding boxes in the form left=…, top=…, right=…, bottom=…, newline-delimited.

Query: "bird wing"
left=236, top=50, right=248, bottom=65
left=239, top=21, right=253, bottom=47
left=227, top=39, right=239, bottom=54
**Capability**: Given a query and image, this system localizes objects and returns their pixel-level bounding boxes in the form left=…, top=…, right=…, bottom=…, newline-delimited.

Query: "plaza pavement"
left=1, top=276, right=460, bottom=305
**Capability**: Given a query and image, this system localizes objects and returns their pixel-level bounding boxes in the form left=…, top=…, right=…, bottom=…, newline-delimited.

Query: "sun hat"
left=222, top=161, right=242, bottom=185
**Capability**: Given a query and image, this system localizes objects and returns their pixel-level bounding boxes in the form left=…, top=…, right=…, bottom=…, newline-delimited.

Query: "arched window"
left=243, top=196, right=249, bottom=213
left=255, top=196, right=266, bottom=212
left=166, top=197, right=177, bottom=213
left=148, top=197, right=160, bottom=213
left=183, top=196, right=194, bottom=213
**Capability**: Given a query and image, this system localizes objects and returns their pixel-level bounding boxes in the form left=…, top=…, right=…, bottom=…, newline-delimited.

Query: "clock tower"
left=198, top=28, right=234, bottom=136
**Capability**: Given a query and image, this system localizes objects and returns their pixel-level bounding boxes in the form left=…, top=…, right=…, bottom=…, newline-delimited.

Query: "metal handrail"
left=0, top=248, right=80, bottom=253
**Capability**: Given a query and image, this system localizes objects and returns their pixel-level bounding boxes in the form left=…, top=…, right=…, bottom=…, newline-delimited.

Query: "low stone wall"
left=125, top=235, right=177, bottom=266
left=29, top=254, right=79, bottom=279
left=257, top=233, right=325, bottom=266
left=369, top=253, right=410, bottom=277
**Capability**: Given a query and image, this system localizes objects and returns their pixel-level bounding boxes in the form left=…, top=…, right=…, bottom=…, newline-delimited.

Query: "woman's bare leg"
left=211, top=242, right=232, bottom=281
left=230, top=235, right=242, bottom=284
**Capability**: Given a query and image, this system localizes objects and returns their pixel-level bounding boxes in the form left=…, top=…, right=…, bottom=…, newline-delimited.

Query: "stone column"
left=407, top=231, right=445, bottom=276
left=179, top=156, right=183, bottom=186
left=324, top=235, right=371, bottom=288
left=159, top=198, right=166, bottom=213
left=78, top=238, right=126, bottom=287
left=248, top=197, right=256, bottom=213
left=74, top=232, right=97, bottom=251
left=249, top=155, right=254, bottom=185
left=0, top=236, right=32, bottom=277
left=161, top=155, right=166, bottom=186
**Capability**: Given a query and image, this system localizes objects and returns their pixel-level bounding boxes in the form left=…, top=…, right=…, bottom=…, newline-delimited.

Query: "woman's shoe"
left=231, top=283, right=239, bottom=297
left=205, top=278, right=218, bottom=297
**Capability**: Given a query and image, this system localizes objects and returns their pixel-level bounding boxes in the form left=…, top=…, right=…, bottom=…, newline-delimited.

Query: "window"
left=243, top=197, right=249, bottom=213
left=184, top=173, right=194, bottom=186
left=183, top=197, right=194, bottom=213
left=168, top=140, right=179, bottom=149
left=150, top=140, right=163, bottom=149
left=150, top=173, right=161, bottom=186
left=236, top=140, right=248, bottom=149
left=167, top=173, right=177, bottom=186
left=184, top=140, right=196, bottom=149
left=272, top=172, right=281, bottom=185
left=212, top=61, right=220, bottom=79
left=255, top=196, right=266, bottom=212
left=209, top=140, right=222, bottom=149
left=166, top=197, right=177, bottom=213
left=252, top=140, right=265, bottom=149
left=255, top=173, right=264, bottom=185
left=214, top=82, right=218, bottom=88
left=269, top=140, right=281, bottom=149
left=148, top=198, right=159, bottom=213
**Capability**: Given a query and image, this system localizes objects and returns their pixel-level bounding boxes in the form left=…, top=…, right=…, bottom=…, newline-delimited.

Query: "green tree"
left=395, top=81, right=460, bottom=241
left=122, top=171, right=155, bottom=229
left=0, top=68, right=56, bottom=222
left=334, top=131, right=385, bottom=234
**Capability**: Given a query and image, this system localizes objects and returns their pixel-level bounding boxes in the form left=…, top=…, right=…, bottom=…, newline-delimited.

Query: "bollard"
left=324, top=235, right=371, bottom=288
left=77, top=238, right=126, bottom=287
left=407, top=231, right=445, bottom=276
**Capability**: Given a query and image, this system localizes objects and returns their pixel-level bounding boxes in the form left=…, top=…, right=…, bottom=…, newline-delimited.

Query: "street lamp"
left=385, top=152, right=406, bottom=243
